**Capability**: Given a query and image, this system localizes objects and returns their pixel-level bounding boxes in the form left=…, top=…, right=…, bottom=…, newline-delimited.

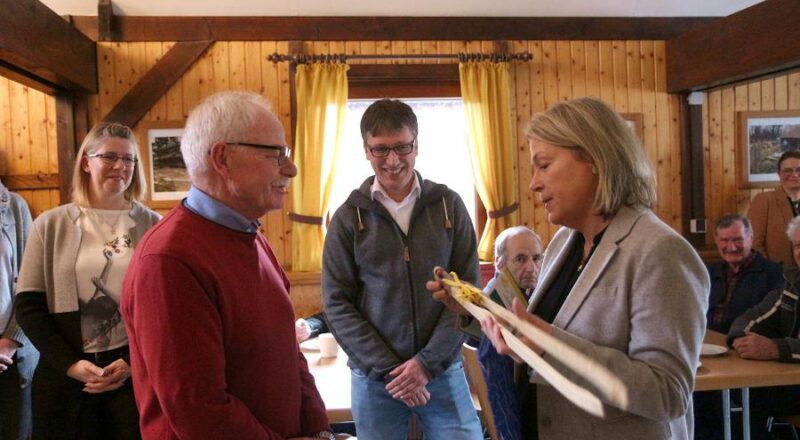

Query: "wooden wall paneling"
left=653, top=41, right=672, bottom=223
left=790, top=73, right=800, bottom=109
left=512, top=40, right=532, bottom=229
left=540, top=40, right=560, bottom=238
left=97, top=43, right=116, bottom=123
left=27, top=84, right=48, bottom=179
left=0, top=77, right=11, bottom=175
left=211, top=41, right=230, bottom=93
left=775, top=75, right=789, bottom=111
left=584, top=42, right=600, bottom=99
left=668, top=95, right=683, bottom=228
left=528, top=41, right=548, bottom=239
left=640, top=41, right=658, bottom=177
left=570, top=41, right=586, bottom=98
left=597, top=41, right=615, bottom=106
left=392, top=41, right=408, bottom=64
left=345, top=41, right=360, bottom=60
left=8, top=82, right=31, bottom=175
left=706, top=90, right=723, bottom=232
left=270, top=40, right=292, bottom=266
left=555, top=41, right=571, bottom=103
left=112, top=43, right=132, bottom=117
left=227, top=42, right=246, bottom=91
left=357, top=41, right=376, bottom=65
left=612, top=41, right=628, bottom=112
left=44, top=92, right=58, bottom=176
left=762, top=78, right=775, bottom=111
left=376, top=41, right=391, bottom=60
left=179, top=48, right=202, bottom=115
left=720, top=88, right=740, bottom=215
left=421, top=41, right=437, bottom=65
left=144, top=42, right=167, bottom=121
left=748, top=81, right=761, bottom=111
left=161, top=43, right=182, bottom=121
left=626, top=41, right=643, bottom=115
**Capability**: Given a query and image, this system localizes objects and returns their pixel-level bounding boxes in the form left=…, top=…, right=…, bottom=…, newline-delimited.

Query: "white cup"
left=318, top=332, right=338, bottom=358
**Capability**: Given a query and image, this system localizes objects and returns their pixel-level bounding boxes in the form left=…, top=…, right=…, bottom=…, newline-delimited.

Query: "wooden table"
left=696, top=331, right=800, bottom=440
left=302, top=342, right=353, bottom=423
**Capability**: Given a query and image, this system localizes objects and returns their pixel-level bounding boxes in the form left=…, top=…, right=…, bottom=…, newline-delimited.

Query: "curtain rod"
left=267, top=51, right=533, bottom=64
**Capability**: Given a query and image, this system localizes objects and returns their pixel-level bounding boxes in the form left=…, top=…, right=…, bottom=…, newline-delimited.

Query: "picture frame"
left=737, top=110, right=800, bottom=189
left=620, top=113, right=644, bottom=140
left=136, top=120, right=190, bottom=208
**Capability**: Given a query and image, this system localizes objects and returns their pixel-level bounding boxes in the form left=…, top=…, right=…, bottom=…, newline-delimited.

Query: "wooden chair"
left=462, top=343, right=500, bottom=440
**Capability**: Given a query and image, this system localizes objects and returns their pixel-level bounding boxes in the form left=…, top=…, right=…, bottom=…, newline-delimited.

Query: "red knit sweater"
left=121, top=205, right=329, bottom=439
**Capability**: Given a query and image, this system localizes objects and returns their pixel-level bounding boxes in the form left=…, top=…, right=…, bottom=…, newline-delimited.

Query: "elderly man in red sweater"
left=121, top=91, right=334, bottom=440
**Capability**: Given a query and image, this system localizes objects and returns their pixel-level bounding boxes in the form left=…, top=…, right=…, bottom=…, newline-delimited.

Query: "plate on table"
left=701, top=343, right=728, bottom=356
left=300, top=338, right=319, bottom=352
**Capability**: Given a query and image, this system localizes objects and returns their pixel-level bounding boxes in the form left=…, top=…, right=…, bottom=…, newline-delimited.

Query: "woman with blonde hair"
left=15, top=122, right=160, bottom=439
left=431, top=97, right=708, bottom=439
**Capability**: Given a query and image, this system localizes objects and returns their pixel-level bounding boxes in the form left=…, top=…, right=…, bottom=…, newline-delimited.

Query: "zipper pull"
left=404, top=246, right=410, bottom=262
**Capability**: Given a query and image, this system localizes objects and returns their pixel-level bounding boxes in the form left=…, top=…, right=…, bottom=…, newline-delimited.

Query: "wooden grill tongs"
left=434, top=266, right=629, bottom=418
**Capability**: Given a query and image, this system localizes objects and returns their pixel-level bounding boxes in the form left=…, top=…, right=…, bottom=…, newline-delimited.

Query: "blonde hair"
left=71, top=122, right=146, bottom=206
left=526, top=97, right=656, bottom=217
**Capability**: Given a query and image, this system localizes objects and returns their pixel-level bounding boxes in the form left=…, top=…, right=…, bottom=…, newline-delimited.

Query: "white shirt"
left=370, top=175, right=421, bottom=235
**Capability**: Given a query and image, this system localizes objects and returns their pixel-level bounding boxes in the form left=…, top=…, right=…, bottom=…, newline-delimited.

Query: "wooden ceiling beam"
left=100, top=40, right=213, bottom=128
left=666, top=0, right=800, bottom=93
left=69, top=16, right=713, bottom=42
left=0, top=0, right=97, bottom=94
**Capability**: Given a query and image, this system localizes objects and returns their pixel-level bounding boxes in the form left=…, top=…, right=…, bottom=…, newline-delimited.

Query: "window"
left=327, top=98, right=477, bottom=224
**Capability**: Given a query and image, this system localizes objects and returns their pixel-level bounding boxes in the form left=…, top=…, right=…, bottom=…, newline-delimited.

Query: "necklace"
left=87, top=208, right=127, bottom=235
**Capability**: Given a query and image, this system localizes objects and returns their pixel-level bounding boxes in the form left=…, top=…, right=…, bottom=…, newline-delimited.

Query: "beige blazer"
left=748, top=188, right=796, bottom=268
left=527, top=205, right=709, bottom=440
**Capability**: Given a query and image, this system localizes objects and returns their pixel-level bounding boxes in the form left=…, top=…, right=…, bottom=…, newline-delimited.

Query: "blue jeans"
left=351, top=361, right=483, bottom=440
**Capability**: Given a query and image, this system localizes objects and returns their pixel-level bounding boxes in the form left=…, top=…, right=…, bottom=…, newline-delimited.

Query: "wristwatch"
left=313, top=431, right=335, bottom=440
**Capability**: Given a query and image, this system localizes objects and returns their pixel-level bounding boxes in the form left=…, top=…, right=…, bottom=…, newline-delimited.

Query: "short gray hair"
left=787, top=215, right=800, bottom=241
left=715, top=213, right=752, bottom=236
left=494, top=226, right=543, bottom=266
left=526, top=97, right=656, bottom=217
left=181, top=91, right=274, bottom=179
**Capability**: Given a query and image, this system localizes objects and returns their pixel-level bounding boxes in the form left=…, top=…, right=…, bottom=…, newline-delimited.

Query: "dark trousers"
left=694, top=386, right=800, bottom=440
left=0, top=358, right=32, bottom=440
left=74, top=380, right=140, bottom=440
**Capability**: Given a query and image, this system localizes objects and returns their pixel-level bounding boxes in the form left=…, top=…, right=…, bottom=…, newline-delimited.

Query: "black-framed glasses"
left=85, top=152, right=138, bottom=167
left=228, top=142, right=292, bottom=164
left=366, top=138, right=416, bottom=158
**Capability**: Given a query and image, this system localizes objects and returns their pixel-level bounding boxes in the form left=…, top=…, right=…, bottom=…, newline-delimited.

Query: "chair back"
left=462, top=343, right=500, bottom=440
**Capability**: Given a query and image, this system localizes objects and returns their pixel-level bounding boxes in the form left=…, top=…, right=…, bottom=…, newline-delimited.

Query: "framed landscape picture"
left=738, top=110, right=800, bottom=188
left=137, top=120, right=190, bottom=208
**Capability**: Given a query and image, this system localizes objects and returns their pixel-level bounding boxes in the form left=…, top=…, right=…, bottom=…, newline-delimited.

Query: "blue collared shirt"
left=183, top=186, right=260, bottom=233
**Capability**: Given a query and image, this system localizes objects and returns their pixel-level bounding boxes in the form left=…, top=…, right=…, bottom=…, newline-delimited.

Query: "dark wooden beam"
left=666, top=0, right=800, bottom=92
left=347, top=64, right=461, bottom=99
left=101, top=40, right=213, bottom=128
left=679, top=93, right=706, bottom=248
left=0, top=173, right=60, bottom=190
left=69, top=16, right=714, bottom=42
left=98, top=0, right=115, bottom=42
left=55, top=94, right=77, bottom=204
left=0, top=0, right=97, bottom=94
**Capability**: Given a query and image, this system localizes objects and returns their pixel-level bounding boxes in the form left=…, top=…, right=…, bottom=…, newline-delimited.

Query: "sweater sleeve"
left=416, top=193, right=479, bottom=377
left=726, top=287, right=800, bottom=363
left=297, top=349, right=332, bottom=433
left=322, top=210, right=403, bottom=380
left=123, top=253, right=277, bottom=440
left=15, top=291, right=80, bottom=373
left=3, top=196, right=33, bottom=344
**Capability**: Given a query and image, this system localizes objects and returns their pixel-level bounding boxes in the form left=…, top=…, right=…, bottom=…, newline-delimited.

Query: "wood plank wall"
left=0, top=77, right=60, bottom=217
left=1, top=39, right=684, bottom=316
left=703, top=70, right=800, bottom=243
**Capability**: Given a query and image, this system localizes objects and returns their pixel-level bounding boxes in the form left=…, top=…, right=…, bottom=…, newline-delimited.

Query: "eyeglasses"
left=366, top=139, right=416, bottom=158
left=227, top=142, right=292, bottom=165
left=86, top=152, right=138, bottom=167
left=780, top=167, right=800, bottom=176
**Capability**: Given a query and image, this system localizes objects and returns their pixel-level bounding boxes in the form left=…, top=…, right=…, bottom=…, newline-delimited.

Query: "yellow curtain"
left=291, top=63, right=349, bottom=271
left=459, top=61, right=518, bottom=261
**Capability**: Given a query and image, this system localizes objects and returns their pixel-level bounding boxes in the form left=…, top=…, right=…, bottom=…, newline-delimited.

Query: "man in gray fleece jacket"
left=322, top=99, right=483, bottom=440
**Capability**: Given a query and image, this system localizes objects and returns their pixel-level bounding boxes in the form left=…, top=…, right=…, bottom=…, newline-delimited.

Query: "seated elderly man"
left=722, top=215, right=800, bottom=440
left=478, top=226, right=544, bottom=440
left=706, top=214, right=783, bottom=334
left=694, top=214, right=784, bottom=439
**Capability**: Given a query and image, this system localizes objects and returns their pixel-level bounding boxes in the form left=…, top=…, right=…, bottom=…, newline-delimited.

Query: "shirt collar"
left=370, top=173, right=421, bottom=204
left=183, top=186, right=260, bottom=233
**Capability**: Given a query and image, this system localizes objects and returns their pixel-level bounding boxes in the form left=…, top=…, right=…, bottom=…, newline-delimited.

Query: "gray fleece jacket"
left=322, top=173, right=480, bottom=381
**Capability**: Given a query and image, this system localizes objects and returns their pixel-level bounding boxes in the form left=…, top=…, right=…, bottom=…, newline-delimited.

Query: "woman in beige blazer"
left=433, top=97, right=709, bottom=440
left=747, top=150, right=800, bottom=268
